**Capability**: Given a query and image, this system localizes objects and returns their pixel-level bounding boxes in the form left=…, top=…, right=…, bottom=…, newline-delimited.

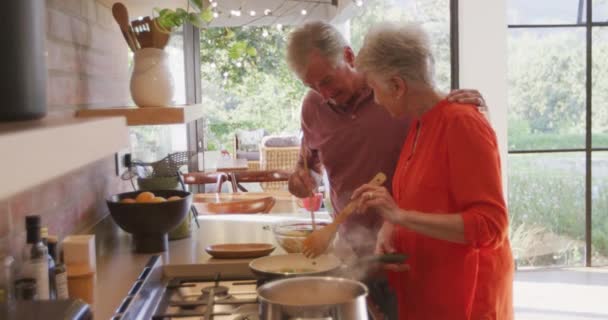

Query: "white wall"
left=459, top=0, right=509, bottom=193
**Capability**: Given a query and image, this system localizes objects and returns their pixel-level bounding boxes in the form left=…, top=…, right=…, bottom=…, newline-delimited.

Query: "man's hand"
left=288, top=166, right=317, bottom=198
left=447, top=89, right=486, bottom=107
left=447, top=89, right=490, bottom=120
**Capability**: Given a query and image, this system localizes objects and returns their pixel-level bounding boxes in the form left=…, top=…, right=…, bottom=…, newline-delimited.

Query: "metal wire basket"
left=121, top=151, right=198, bottom=180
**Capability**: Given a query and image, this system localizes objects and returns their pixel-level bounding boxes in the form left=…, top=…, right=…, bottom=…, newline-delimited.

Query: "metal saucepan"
left=257, top=276, right=369, bottom=320
left=249, top=253, right=342, bottom=279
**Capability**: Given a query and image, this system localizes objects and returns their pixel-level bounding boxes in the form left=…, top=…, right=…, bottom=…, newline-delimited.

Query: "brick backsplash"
left=0, top=0, right=132, bottom=256
left=4, top=156, right=131, bottom=257
left=46, top=0, right=131, bottom=110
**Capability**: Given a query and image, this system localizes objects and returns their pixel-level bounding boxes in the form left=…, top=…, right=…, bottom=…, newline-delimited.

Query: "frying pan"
left=248, top=253, right=407, bottom=280
left=249, top=253, right=342, bottom=279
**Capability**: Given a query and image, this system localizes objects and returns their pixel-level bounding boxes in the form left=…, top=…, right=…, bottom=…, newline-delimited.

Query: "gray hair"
left=286, top=21, right=348, bottom=77
left=356, top=22, right=434, bottom=88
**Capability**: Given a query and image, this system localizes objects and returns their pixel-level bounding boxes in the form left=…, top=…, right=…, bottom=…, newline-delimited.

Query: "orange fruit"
left=135, top=192, right=155, bottom=203
left=150, top=197, right=167, bottom=203
left=167, top=196, right=181, bottom=201
left=120, top=198, right=136, bottom=204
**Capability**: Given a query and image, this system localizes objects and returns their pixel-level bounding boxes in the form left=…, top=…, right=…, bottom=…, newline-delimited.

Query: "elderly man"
left=285, top=21, right=486, bottom=319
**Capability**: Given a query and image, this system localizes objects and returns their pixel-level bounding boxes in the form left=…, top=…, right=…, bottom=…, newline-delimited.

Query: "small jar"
left=67, top=264, right=95, bottom=305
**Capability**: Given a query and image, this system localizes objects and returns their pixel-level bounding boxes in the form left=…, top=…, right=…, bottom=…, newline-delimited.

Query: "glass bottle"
left=0, top=243, right=15, bottom=302
left=47, top=236, right=68, bottom=300
left=22, top=215, right=49, bottom=300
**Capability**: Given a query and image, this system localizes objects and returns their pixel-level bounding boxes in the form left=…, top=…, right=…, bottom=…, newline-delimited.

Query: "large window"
left=508, top=0, right=608, bottom=267
left=199, top=0, right=455, bottom=160
left=129, top=28, right=188, bottom=163
left=349, top=0, right=452, bottom=92
left=199, top=25, right=305, bottom=153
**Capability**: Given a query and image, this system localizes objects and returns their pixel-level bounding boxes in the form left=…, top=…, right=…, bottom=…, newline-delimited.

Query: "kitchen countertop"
left=93, top=211, right=331, bottom=319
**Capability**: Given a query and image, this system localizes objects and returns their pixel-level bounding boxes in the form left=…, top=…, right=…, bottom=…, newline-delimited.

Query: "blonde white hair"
left=286, top=21, right=348, bottom=77
left=356, top=22, right=435, bottom=88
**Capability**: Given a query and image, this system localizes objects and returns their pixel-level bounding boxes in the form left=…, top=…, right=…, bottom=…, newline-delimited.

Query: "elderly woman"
left=352, top=22, right=513, bottom=319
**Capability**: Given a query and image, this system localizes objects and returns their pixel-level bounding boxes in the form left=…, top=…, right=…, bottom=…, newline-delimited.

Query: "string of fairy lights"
left=204, top=0, right=365, bottom=28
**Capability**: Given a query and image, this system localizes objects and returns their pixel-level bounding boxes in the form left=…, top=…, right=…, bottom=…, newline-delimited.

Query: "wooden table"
left=215, top=157, right=248, bottom=192
left=193, top=191, right=301, bottom=214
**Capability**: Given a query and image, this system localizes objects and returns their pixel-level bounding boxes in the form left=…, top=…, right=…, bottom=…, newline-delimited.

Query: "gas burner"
left=116, top=256, right=265, bottom=320
left=201, top=285, right=231, bottom=301
left=233, top=314, right=260, bottom=320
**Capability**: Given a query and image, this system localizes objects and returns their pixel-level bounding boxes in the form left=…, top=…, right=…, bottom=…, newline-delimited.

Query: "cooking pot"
left=249, top=253, right=342, bottom=280
left=257, top=276, right=368, bottom=320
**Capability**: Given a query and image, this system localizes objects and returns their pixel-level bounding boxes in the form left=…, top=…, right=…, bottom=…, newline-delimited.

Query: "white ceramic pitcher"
left=130, top=48, right=174, bottom=107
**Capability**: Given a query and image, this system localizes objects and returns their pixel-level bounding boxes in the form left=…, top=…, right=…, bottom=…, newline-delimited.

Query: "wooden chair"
left=180, top=171, right=229, bottom=193
left=259, top=144, right=300, bottom=191
left=222, top=170, right=291, bottom=192
left=194, top=196, right=276, bottom=214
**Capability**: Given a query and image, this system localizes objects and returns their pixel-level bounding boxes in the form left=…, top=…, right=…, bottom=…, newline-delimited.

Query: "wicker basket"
left=248, top=160, right=260, bottom=171
left=259, top=145, right=300, bottom=191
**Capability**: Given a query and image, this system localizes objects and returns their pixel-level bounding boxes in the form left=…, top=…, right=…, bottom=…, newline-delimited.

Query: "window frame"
left=507, top=0, right=607, bottom=266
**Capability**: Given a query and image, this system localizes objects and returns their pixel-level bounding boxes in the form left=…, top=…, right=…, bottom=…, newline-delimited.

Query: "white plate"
left=249, top=253, right=341, bottom=277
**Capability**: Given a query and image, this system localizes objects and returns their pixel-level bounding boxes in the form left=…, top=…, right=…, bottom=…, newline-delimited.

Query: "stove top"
left=111, top=256, right=265, bottom=320
left=152, top=278, right=260, bottom=319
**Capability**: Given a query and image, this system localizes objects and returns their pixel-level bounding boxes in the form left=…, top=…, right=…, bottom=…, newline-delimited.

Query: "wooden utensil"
left=131, top=17, right=154, bottom=49
left=111, top=2, right=138, bottom=51
left=302, top=172, right=387, bottom=258
left=205, top=243, right=275, bottom=259
left=151, top=18, right=171, bottom=49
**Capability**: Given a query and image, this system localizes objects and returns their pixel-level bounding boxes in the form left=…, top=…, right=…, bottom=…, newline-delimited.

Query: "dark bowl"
left=106, top=190, right=192, bottom=253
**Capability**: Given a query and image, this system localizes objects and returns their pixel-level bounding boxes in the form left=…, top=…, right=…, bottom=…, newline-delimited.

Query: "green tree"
left=509, top=30, right=586, bottom=136
left=200, top=26, right=306, bottom=150
left=592, top=29, right=608, bottom=136
left=508, top=28, right=608, bottom=150
left=349, top=0, right=452, bottom=92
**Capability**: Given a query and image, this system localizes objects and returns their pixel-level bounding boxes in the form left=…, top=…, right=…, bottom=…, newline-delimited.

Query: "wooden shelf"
left=0, top=116, right=128, bottom=200
left=75, top=105, right=204, bottom=126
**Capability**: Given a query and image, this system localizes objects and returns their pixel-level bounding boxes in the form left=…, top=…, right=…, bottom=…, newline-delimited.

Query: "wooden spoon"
left=131, top=17, right=154, bottom=49
left=111, top=2, right=138, bottom=51
left=302, top=172, right=387, bottom=258
left=151, top=18, right=171, bottom=49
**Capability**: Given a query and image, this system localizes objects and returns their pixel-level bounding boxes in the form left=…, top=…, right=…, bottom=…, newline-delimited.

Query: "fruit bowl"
left=272, top=220, right=331, bottom=254
left=106, top=190, right=192, bottom=253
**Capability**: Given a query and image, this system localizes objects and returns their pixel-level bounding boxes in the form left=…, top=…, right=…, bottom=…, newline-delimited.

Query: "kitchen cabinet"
left=0, top=116, right=128, bottom=200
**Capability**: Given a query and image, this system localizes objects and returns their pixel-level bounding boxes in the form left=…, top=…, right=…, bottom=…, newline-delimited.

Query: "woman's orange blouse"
left=389, top=100, right=514, bottom=319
